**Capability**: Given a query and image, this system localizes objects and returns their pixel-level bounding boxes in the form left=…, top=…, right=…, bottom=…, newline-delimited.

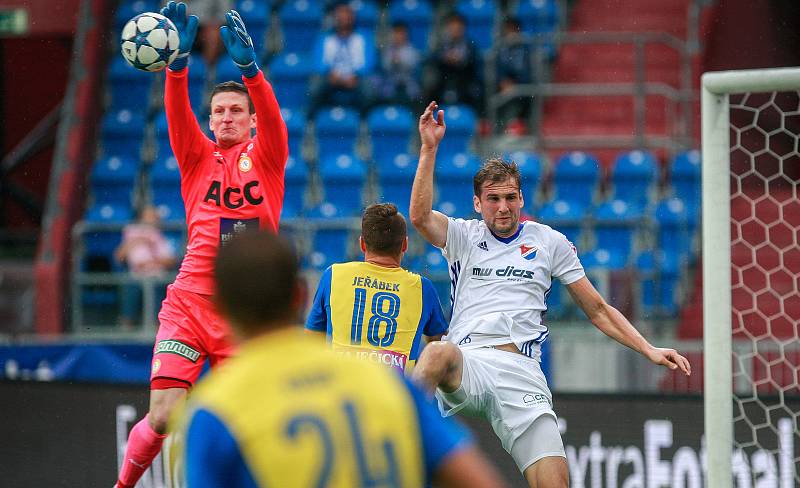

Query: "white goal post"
left=702, top=67, right=800, bottom=488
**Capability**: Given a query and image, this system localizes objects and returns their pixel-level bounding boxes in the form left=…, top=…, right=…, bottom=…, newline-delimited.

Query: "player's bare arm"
left=410, top=101, right=449, bottom=248
left=566, top=277, right=691, bottom=376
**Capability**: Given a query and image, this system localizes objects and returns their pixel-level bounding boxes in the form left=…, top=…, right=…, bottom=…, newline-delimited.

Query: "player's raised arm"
left=161, top=1, right=206, bottom=164
left=220, top=9, right=288, bottom=170
left=410, top=102, right=450, bottom=248
left=566, top=277, right=692, bottom=376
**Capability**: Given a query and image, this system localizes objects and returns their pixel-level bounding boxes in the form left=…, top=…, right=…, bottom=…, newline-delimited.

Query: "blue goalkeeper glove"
left=161, top=1, right=198, bottom=71
left=220, top=10, right=259, bottom=78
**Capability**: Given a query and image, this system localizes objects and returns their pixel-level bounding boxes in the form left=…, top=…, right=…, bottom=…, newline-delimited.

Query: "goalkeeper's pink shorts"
left=149, top=284, right=237, bottom=387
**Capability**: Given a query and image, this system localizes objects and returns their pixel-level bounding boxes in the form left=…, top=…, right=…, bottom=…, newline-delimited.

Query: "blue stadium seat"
left=436, top=152, right=481, bottom=218
left=456, top=0, right=497, bottom=51
left=658, top=250, right=682, bottom=315
left=234, top=0, right=269, bottom=53
left=552, top=151, right=600, bottom=207
left=107, top=58, right=152, bottom=111
left=281, top=108, right=306, bottom=160
left=376, top=153, right=416, bottom=217
left=388, top=0, right=433, bottom=51
left=315, top=106, right=360, bottom=156
left=82, top=203, right=134, bottom=270
left=368, top=105, right=415, bottom=161
left=307, top=202, right=353, bottom=270
left=537, top=198, right=586, bottom=247
left=413, top=245, right=449, bottom=276
left=579, top=247, right=627, bottom=271
left=90, top=155, right=139, bottom=206
left=351, top=0, right=380, bottom=35
left=437, top=105, right=476, bottom=157
left=279, top=0, right=322, bottom=52
left=215, top=57, right=243, bottom=84
left=319, top=153, right=367, bottom=215
left=654, top=197, right=691, bottom=258
left=592, top=199, right=643, bottom=262
left=611, top=149, right=657, bottom=208
left=114, top=0, right=159, bottom=32
left=504, top=150, right=542, bottom=203
left=670, top=149, right=701, bottom=212
left=151, top=110, right=172, bottom=159
left=101, top=109, right=146, bottom=159
left=636, top=251, right=657, bottom=317
left=186, top=57, right=208, bottom=109
left=149, top=155, right=182, bottom=207
left=515, top=0, right=559, bottom=59
left=268, top=52, right=316, bottom=110
left=283, top=155, right=309, bottom=217
left=155, top=201, right=185, bottom=224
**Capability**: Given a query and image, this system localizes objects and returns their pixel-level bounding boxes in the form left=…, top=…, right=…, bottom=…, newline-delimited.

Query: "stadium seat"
left=376, top=153, right=416, bottom=217
left=107, top=58, right=152, bottom=112
left=283, top=155, right=309, bottom=217
left=636, top=251, right=657, bottom=317
left=437, top=105, right=477, bottom=157
left=314, top=106, right=360, bottom=156
left=388, top=0, right=433, bottom=51
left=436, top=152, right=481, bottom=218
left=268, top=52, right=315, bottom=110
left=279, top=0, right=322, bottom=52
left=551, top=151, right=600, bottom=207
left=318, top=153, right=367, bottom=216
left=670, top=149, right=701, bottom=212
left=537, top=198, right=586, bottom=247
left=149, top=155, right=182, bottom=207
left=82, top=203, right=134, bottom=271
left=579, top=247, right=627, bottom=271
left=234, top=0, right=269, bottom=53
left=592, top=199, right=643, bottom=262
left=155, top=201, right=185, bottom=224
left=101, top=109, right=146, bottom=160
left=504, top=150, right=543, bottom=203
left=610, top=149, right=657, bottom=208
left=307, top=202, right=353, bottom=270
left=514, top=0, right=559, bottom=59
left=413, top=245, right=449, bottom=276
left=186, top=57, right=208, bottom=109
left=215, top=57, right=243, bottom=84
left=90, top=155, right=139, bottom=207
left=281, top=108, right=306, bottom=160
left=657, top=250, right=682, bottom=315
left=350, top=0, right=380, bottom=36
left=114, top=0, right=159, bottom=32
left=654, top=197, right=691, bottom=258
left=456, top=0, right=497, bottom=51
left=367, top=105, right=415, bottom=161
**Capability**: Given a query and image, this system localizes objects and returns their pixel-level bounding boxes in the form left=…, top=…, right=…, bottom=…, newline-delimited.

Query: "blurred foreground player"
left=115, top=3, right=288, bottom=487
left=173, top=231, right=508, bottom=488
left=305, top=203, right=448, bottom=374
left=410, top=102, right=691, bottom=488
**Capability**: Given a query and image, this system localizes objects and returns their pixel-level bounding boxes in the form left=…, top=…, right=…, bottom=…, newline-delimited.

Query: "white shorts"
left=436, top=347, right=565, bottom=472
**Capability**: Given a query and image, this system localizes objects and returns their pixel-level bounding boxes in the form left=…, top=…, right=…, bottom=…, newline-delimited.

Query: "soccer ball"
left=120, top=12, right=180, bottom=72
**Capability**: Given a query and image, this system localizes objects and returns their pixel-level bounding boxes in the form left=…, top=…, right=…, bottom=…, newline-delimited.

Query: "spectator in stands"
left=495, top=18, right=533, bottom=135
left=371, top=21, right=422, bottom=108
left=423, top=13, right=483, bottom=115
left=189, top=0, right=232, bottom=65
left=308, top=2, right=376, bottom=117
left=114, top=205, right=177, bottom=328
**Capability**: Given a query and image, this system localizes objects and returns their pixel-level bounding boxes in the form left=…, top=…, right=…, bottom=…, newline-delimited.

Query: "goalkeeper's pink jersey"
left=165, top=68, right=287, bottom=295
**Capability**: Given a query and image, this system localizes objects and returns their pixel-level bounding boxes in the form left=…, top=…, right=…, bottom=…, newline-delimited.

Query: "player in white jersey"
left=409, top=102, right=692, bottom=488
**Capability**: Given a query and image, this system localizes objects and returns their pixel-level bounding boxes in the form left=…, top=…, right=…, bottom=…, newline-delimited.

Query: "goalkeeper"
left=114, top=3, right=288, bottom=487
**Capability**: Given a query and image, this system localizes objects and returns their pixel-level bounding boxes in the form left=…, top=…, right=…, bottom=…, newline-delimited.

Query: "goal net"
left=702, top=68, right=800, bottom=488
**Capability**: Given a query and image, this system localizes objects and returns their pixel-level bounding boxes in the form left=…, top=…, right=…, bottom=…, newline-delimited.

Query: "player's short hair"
left=214, top=231, right=298, bottom=333
left=209, top=81, right=255, bottom=113
left=361, top=203, right=407, bottom=256
left=473, top=158, right=522, bottom=197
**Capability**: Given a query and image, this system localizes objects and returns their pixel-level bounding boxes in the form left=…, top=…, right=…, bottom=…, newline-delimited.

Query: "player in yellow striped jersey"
left=305, top=203, right=449, bottom=374
left=171, top=230, right=507, bottom=488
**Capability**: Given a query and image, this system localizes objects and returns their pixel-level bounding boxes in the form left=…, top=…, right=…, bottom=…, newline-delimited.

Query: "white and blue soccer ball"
left=120, top=12, right=180, bottom=72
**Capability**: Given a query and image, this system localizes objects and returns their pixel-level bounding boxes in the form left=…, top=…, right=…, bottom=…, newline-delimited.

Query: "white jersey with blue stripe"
left=440, top=218, right=585, bottom=361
